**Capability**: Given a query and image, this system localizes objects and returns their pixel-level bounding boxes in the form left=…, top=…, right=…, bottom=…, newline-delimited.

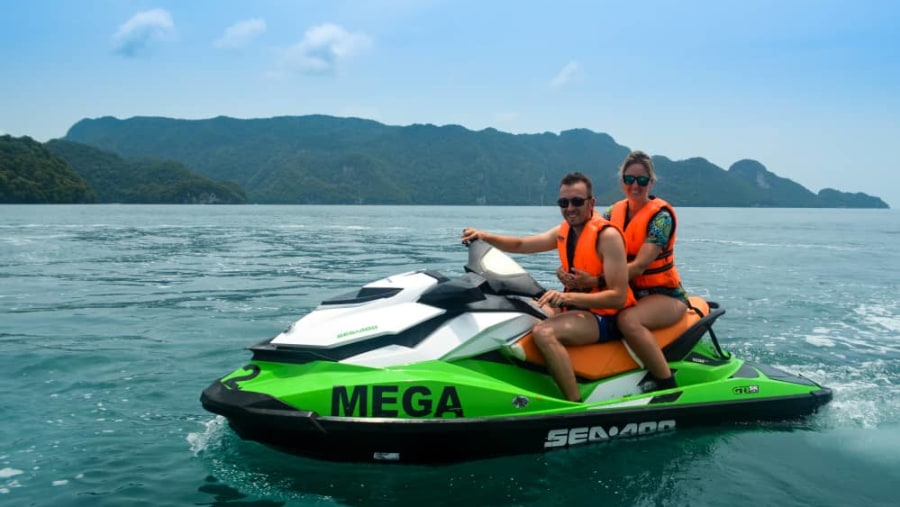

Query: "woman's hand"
left=556, top=266, right=570, bottom=286
left=556, top=267, right=598, bottom=291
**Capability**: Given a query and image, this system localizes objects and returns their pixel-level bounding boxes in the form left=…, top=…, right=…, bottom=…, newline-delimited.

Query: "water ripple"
left=1, top=205, right=898, bottom=507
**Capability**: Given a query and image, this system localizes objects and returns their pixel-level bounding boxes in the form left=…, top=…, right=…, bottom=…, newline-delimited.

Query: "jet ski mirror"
left=463, top=240, right=546, bottom=298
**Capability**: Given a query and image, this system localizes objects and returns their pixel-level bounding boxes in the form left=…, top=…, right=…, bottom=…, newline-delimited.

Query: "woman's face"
left=622, top=162, right=653, bottom=201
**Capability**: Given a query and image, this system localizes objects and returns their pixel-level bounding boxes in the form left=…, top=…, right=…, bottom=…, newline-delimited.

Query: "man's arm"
left=461, top=226, right=559, bottom=254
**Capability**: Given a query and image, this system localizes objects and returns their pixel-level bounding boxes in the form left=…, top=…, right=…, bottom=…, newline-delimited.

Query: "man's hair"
left=560, top=172, right=593, bottom=196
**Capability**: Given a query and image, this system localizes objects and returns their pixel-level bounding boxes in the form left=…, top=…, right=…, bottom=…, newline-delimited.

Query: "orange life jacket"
left=608, top=197, right=681, bottom=290
left=556, top=216, right=636, bottom=316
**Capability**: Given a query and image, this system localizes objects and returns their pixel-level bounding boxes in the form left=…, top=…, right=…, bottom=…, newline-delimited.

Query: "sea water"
left=1, top=205, right=898, bottom=506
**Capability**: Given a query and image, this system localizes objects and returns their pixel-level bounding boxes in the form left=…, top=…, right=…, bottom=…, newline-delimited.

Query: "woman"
left=559, top=150, right=687, bottom=391
left=609, top=150, right=688, bottom=390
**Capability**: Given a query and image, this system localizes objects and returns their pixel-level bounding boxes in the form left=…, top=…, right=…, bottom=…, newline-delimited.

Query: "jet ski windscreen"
left=464, top=240, right=545, bottom=298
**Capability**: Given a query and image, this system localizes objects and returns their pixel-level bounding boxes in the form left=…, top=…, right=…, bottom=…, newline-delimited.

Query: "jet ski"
left=200, top=240, right=833, bottom=464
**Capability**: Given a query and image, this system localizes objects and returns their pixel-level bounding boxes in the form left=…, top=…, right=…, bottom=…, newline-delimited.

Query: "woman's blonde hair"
left=618, top=150, right=656, bottom=182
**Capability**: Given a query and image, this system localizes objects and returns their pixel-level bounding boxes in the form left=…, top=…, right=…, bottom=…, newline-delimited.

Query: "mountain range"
left=0, top=115, right=889, bottom=207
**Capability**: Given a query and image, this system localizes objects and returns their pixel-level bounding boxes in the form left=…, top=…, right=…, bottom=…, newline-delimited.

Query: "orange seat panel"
left=513, top=296, right=709, bottom=380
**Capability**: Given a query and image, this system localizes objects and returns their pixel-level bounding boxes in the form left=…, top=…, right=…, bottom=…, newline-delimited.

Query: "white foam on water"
left=52, top=480, right=68, bottom=486
left=809, top=320, right=899, bottom=356
left=828, top=398, right=882, bottom=429
left=0, top=468, right=23, bottom=479
left=780, top=348, right=897, bottom=431
left=1, top=237, right=34, bottom=246
left=804, top=335, right=836, bottom=347
left=1, top=470, right=23, bottom=494
left=854, top=302, right=900, bottom=333
left=689, top=238, right=838, bottom=250
left=324, top=225, right=370, bottom=230
left=825, top=371, right=897, bottom=429
left=186, top=416, right=228, bottom=456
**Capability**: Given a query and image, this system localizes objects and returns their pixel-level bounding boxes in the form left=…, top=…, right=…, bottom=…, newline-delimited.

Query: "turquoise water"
left=1, top=205, right=898, bottom=506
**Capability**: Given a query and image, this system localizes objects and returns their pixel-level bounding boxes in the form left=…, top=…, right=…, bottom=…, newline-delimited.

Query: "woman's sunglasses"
left=556, top=197, right=590, bottom=208
left=623, top=175, right=651, bottom=187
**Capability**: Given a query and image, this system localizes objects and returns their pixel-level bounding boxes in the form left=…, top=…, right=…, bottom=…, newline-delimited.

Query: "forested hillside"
left=45, top=140, right=246, bottom=204
left=63, top=115, right=888, bottom=208
left=0, top=135, right=94, bottom=203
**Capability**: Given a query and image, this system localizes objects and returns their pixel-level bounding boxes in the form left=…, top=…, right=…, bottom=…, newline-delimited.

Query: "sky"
left=2, top=0, right=899, bottom=207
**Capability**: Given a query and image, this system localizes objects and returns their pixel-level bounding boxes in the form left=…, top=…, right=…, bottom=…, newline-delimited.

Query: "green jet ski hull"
left=201, top=343, right=832, bottom=463
left=200, top=241, right=832, bottom=463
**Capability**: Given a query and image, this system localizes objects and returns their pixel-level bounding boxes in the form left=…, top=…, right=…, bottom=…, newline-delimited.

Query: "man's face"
left=557, top=182, right=594, bottom=227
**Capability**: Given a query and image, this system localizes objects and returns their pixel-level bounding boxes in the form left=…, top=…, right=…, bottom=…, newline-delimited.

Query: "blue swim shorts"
left=595, top=314, right=623, bottom=343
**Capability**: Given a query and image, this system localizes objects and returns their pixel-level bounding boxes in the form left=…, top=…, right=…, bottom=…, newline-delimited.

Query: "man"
left=461, top=172, right=634, bottom=402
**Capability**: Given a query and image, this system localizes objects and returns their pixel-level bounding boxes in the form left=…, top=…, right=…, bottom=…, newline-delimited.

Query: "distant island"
left=0, top=115, right=889, bottom=208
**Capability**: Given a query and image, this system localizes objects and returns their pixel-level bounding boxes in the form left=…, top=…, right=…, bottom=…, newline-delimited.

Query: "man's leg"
left=531, top=310, right=600, bottom=401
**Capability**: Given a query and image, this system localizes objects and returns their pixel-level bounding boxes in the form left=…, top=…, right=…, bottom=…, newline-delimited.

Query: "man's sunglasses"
left=557, top=197, right=591, bottom=208
left=623, top=175, right=651, bottom=187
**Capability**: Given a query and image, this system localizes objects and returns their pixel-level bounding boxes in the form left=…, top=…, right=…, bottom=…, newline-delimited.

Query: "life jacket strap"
left=642, top=260, right=674, bottom=275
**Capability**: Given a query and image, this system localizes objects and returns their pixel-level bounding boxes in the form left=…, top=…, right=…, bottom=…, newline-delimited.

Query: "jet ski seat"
left=509, top=296, right=712, bottom=380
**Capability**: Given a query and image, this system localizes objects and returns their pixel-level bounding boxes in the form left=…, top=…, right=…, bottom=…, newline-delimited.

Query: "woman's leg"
left=616, top=295, right=687, bottom=381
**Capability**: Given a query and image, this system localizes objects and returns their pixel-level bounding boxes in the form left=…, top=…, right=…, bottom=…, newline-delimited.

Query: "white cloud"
left=214, top=18, right=267, bottom=49
left=112, top=9, right=175, bottom=57
left=549, top=61, right=582, bottom=89
left=277, top=23, right=372, bottom=75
